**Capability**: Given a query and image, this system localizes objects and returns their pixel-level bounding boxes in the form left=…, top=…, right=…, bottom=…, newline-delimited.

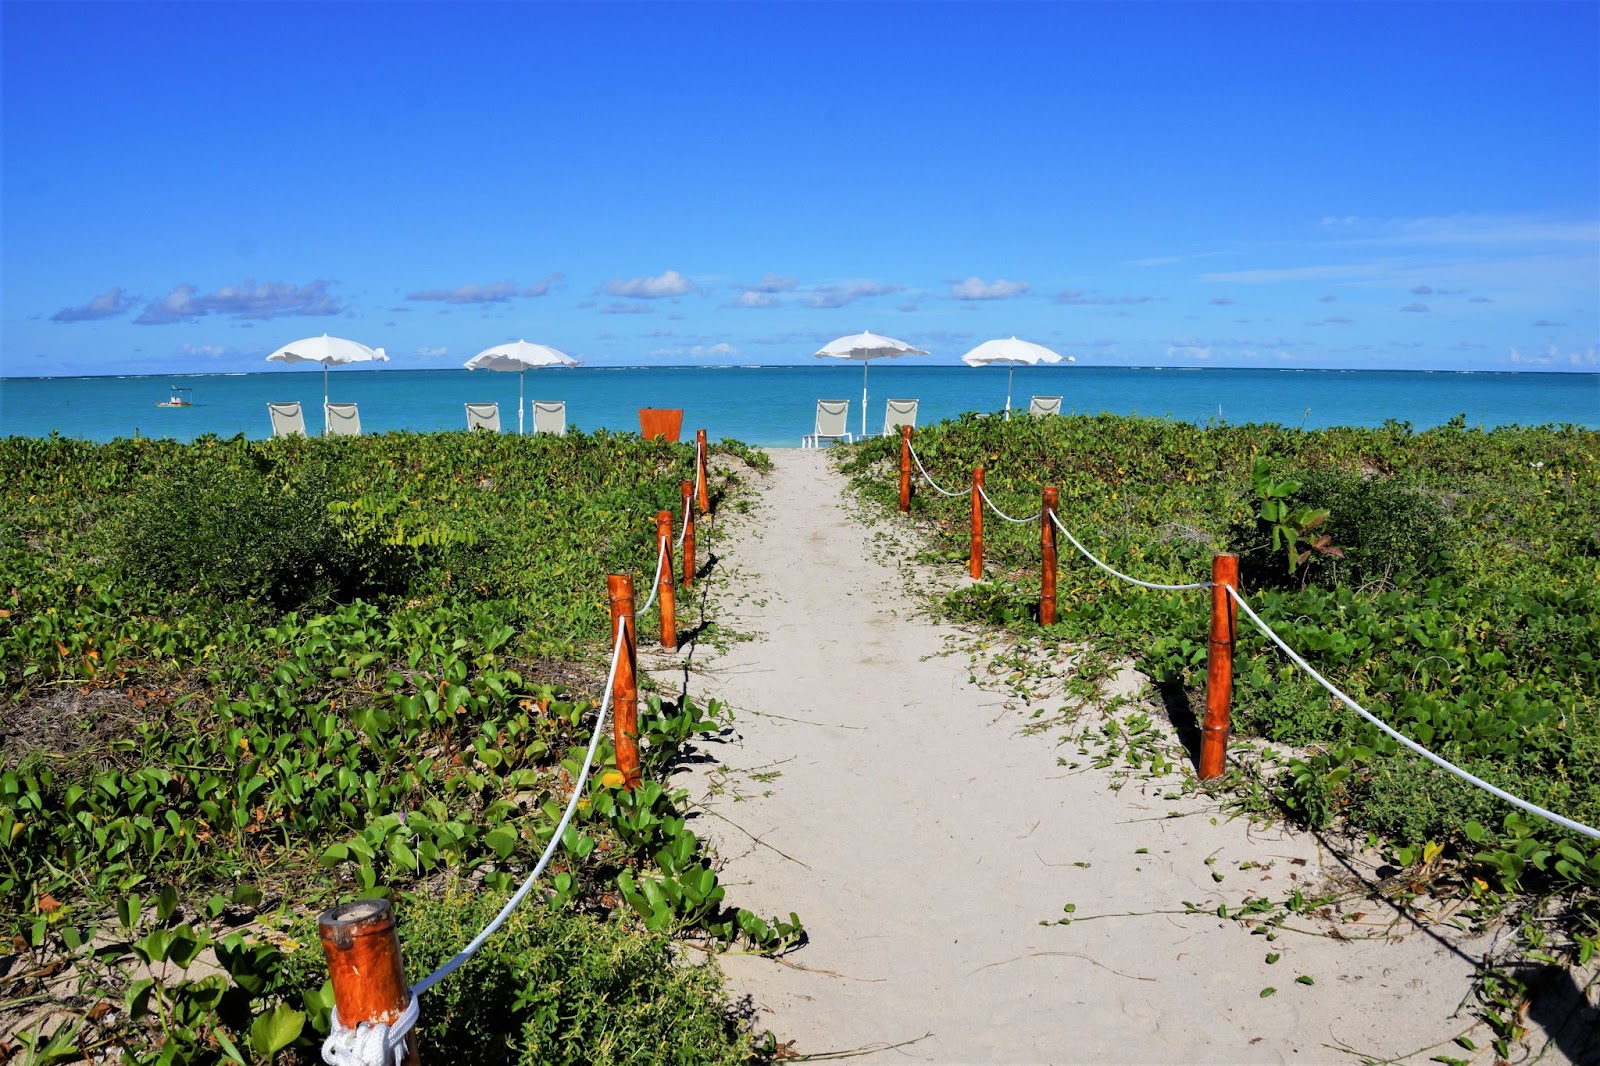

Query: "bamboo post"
left=606, top=575, right=641, bottom=789
left=656, top=511, right=677, bottom=650
left=695, top=429, right=711, bottom=514
left=898, top=425, right=913, bottom=513
left=970, top=466, right=985, bottom=580
left=318, top=899, right=418, bottom=1065
left=1199, top=553, right=1239, bottom=781
left=1040, top=486, right=1058, bottom=626
left=680, top=480, right=695, bottom=589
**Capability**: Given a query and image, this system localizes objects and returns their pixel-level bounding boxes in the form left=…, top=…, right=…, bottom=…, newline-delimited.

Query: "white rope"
left=675, top=510, right=690, bottom=550
left=411, top=615, right=626, bottom=993
left=634, top=538, right=669, bottom=618
left=905, top=441, right=967, bottom=498
left=975, top=483, right=1041, bottom=524
left=322, top=999, right=418, bottom=1066
left=1226, top=585, right=1600, bottom=842
left=321, top=619, right=631, bottom=1064
left=1048, top=512, right=1213, bottom=592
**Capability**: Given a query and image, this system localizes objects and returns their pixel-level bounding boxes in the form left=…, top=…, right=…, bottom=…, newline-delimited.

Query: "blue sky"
left=3, top=1, right=1596, bottom=377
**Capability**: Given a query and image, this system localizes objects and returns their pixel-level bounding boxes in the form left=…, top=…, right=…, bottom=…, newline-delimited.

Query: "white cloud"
left=604, top=269, right=697, bottom=299
left=136, top=280, right=343, bottom=324
left=735, top=291, right=779, bottom=309
left=949, top=277, right=1030, bottom=301
left=53, top=286, right=135, bottom=323
left=1203, top=264, right=1383, bottom=284
left=600, top=302, right=653, bottom=315
left=1509, top=345, right=1598, bottom=367
left=417, top=346, right=448, bottom=356
left=804, top=281, right=903, bottom=309
left=406, top=275, right=561, bottom=304
left=1328, top=214, right=1600, bottom=247
left=743, top=273, right=797, bottom=293
left=1166, top=336, right=1213, bottom=360
left=650, top=342, right=737, bottom=358
left=1056, top=290, right=1160, bottom=305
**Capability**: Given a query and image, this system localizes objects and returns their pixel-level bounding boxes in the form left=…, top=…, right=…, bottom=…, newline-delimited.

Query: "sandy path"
left=660, top=449, right=1498, bottom=1065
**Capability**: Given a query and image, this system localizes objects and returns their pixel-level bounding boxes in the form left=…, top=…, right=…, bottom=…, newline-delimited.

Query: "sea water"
left=1, top=366, right=1595, bottom=447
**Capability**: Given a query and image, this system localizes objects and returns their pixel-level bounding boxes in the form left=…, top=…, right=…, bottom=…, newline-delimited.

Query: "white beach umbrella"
left=464, top=340, right=579, bottom=435
left=960, top=337, right=1074, bottom=419
left=266, top=334, right=389, bottom=431
left=814, top=330, right=930, bottom=438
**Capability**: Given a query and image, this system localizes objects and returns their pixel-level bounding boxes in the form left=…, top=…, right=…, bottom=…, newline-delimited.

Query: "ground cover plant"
left=840, top=412, right=1600, bottom=1041
left=0, top=429, right=786, bottom=1063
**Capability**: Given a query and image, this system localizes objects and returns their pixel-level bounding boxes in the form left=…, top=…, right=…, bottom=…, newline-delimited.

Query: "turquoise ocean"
left=1, top=366, right=1595, bottom=447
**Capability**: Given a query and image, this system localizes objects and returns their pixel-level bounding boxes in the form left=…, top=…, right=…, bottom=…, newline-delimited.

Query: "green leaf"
left=117, top=893, right=142, bottom=932
left=485, top=827, right=518, bottom=860
left=1259, top=987, right=1276, bottom=998
left=389, top=839, right=418, bottom=872
left=249, top=1004, right=306, bottom=1056
left=1295, top=975, right=1314, bottom=985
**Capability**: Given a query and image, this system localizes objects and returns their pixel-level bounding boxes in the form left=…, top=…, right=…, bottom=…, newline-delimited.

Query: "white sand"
left=655, top=449, right=1548, bottom=1064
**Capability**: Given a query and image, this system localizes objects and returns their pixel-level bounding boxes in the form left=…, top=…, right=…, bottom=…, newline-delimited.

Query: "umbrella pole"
left=1006, top=365, right=1014, bottom=421
left=862, top=362, right=869, bottom=439
left=519, top=371, right=525, bottom=436
left=323, top=364, right=330, bottom=435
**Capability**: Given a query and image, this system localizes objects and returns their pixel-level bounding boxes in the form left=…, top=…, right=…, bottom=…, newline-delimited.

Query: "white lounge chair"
left=267, top=402, right=306, bottom=438
left=882, top=398, right=918, bottom=437
left=1028, top=396, right=1062, bottom=418
left=532, top=400, right=566, bottom=437
left=802, top=400, right=853, bottom=448
left=465, top=402, right=501, bottom=433
left=325, top=402, right=362, bottom=437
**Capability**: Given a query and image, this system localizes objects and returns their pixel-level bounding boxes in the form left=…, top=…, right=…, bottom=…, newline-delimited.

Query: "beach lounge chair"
left=267, top=402, right=306, bottom=438
left=882, top=398, right=918, bottom=437
left=802, top=400, right=853, bottom=448
left=1028, top=396, right=1062, bottom=418
left=465, top=402, right=501, bottom=433
left=325, top=402, right=362, bottom=437
left=532, top=400, right=566, bottom=436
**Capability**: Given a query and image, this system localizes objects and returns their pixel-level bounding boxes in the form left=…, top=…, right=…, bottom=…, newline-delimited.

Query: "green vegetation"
left=0, top=430, right=784, bottom=1062
left=840, top=413, right=1600, bottom=890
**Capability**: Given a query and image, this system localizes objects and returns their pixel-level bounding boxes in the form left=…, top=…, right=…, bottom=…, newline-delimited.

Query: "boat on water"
left=156, top=386, right=193, bottom=408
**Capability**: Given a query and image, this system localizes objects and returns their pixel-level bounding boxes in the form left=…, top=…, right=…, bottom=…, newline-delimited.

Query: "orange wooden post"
left=606, top=574, right=641, bottom=789
left=1199, top=553, right=1239, bottom=781
left=656, top=511, right=677, bottom=650
left=970, top=467, right=985, bottom=580
left=898, top=425, right=913, bottom=512
left=680, top=480, right=695, bottom=589
left=318, top=899, right=418, bottom=1065
left=1040, top=486, right=1058, bottom=626
left=695, top=429, right=711, bottom=514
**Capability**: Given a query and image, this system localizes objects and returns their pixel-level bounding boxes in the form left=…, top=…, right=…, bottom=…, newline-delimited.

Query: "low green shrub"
left=840, top=413, right=1600, bottom=893
left=108, top=456, right=399, bottom=613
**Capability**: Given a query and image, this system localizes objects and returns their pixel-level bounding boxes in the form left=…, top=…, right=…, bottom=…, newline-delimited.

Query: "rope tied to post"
left=906, top=440, right=968, bottom=498
left=1226, top=585, right=1600, bottom=842
left=320, top=618, right=630, bottom=1065
left=1048, top=512, right=1213, bottom=592
left=322, top=999, right=419, bottom=1066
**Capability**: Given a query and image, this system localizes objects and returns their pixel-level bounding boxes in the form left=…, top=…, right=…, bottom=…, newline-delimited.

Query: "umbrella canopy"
left=814, top=330, right=930, bottom=438
left=266, top=334, right=389, bottom=428
left=960, top=337, right=1073, bottom=418
left=464, top=340, right=579, bottom=435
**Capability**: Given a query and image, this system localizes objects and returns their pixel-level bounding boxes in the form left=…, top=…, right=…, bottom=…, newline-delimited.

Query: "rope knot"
left=322, top=999, right=419, bottom=1066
